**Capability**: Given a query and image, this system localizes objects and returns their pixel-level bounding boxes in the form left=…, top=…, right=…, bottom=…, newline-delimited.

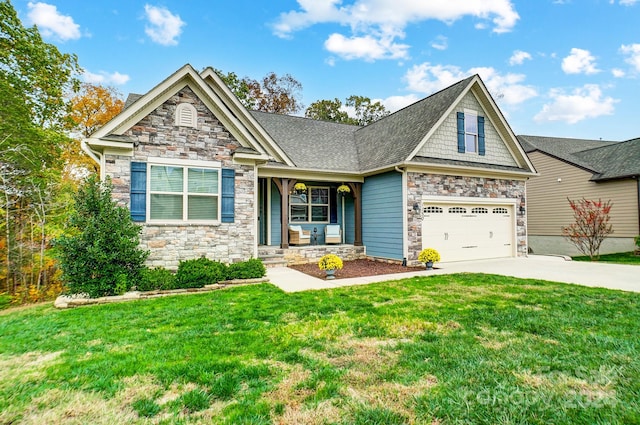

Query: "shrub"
left=226, top=258, right=266, bottom=280
left=55, top=176, right=149, bottom=298
left=562, top=198, right=613, bottom=260
left=175, top=257, right=227, bottom=288
left=318, top=254, right=343, bottom=270
left=137, top=267, right=176, bottom=291
left=418, top=248, right=441, bottom=263
left=0, top=293, right=12, bottom=310
left=635, top=235, right=640, bottom=249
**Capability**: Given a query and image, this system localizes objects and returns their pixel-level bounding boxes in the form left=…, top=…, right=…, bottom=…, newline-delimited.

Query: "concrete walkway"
left=266, top=255, right=639, bottom=293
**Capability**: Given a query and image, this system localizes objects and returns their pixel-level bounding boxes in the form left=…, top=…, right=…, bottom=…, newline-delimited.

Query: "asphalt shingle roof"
left=518, top=135, right=640, bottom=180
left=250, top=111, right=360, bottom=171
left=354, top=76, right=474, bottom=171
left=250, top=76, right=475, bottom=173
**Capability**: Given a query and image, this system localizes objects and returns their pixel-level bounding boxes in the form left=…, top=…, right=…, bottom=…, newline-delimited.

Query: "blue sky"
left=13, top=0, right=640, bottom=141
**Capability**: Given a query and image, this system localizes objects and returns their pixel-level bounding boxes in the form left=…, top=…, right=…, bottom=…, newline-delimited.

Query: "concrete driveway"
left=266, top=255, right=639, bottom=293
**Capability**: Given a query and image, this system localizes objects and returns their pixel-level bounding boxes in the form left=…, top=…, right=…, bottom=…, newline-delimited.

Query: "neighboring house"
left=82, top=64, right=536, bottom=268
left=519, top=135, right=640, bottom=256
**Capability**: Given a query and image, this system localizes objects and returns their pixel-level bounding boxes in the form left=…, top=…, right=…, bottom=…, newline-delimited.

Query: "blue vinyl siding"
left=362, top=171, right=403, bottom=260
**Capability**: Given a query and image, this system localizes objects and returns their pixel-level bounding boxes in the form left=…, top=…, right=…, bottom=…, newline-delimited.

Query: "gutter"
left=81, top=139, right=104, bottom=179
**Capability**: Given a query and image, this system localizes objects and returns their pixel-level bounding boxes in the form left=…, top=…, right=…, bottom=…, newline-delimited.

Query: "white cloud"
left=380, top=94, right=421, bottom=113
left=144, top=4, right=185, bottom=46
left=431, top=35, right=448, bottom=51
left=82, top=70, right=130, bottom=85
left=620, top=43, right=640, bottom=72
left=324, top=32, right=409, bottom=61
left=561, top=48, right=599, bottom=74
left=27, top=2, right=81, bottom=41
left=612, top=68, right=625, bottom=77
left=534, top=84, right=618, bottom=124
left=615, top=0, right=638, bottom=5
left=274, top=0, right=519, bottom=61
left=404, top=63, right=537, bottom=105
left=509, top=50, right=532, bottom=66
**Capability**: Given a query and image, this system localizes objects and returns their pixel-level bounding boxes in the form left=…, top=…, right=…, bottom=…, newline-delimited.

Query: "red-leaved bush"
left=561, top=198, right=613, bottom=260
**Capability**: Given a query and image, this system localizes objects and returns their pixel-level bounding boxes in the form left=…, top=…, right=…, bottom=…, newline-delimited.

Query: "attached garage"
left=421, top=201, right=516, bottom=262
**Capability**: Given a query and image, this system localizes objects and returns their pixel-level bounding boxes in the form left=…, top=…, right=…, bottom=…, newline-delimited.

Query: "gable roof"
left=518, top=135, right=640, bottom=181
left=354, top=76, right=474, bottom=171
left=86, top=64, right=293, bottom=166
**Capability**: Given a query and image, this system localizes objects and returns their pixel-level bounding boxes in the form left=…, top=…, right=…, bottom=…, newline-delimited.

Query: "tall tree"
left=65, top=84, right=125, bottom=177
left=67, top=83, right=124, bottom=138
left=305, top=95, right=390, bottom=126
left=0, top=0, right=81, bottom=128
left=345, top=95, right=390, bottom=126
left=305, top=98, right=351, bottom=124
left=214, top=69, right=303, bottom=114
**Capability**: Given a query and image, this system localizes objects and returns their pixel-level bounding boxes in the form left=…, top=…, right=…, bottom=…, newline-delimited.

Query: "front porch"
left=258, top=244, right=366, bottom=267
left=258, top=177, right=363, bottom=249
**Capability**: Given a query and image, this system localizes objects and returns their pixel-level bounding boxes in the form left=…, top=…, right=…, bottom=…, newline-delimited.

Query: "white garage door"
left=422, top=203, right=515, bottom=262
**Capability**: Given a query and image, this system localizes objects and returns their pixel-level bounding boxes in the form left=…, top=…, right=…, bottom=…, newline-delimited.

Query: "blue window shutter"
left=221, top=168, right=235, bottom=223
left=130, top=162, right=147, bottom=222
left=456, top=112, right=465, bottom=153
left=478, top=116, right=486, bottom=156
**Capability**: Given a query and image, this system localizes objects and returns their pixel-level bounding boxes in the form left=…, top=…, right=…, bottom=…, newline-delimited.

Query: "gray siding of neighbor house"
left=526, top=151, right=639, bottom=255
left=362, top=171, right=404, bottom=260
left=104, top=87, right=256, bottom=269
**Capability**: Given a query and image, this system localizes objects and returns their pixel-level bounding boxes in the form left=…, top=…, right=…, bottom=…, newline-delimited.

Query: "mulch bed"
left=289, top=259, right=425, bottom=279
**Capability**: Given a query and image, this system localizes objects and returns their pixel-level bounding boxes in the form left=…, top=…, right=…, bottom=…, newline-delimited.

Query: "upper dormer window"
left=175, top=103, right=197, bottom=128
left=456, top=109, right=485, bottom=156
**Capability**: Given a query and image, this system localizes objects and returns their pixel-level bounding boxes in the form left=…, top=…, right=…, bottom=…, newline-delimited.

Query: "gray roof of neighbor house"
left=518, top=135, right=640, bottom=181
left=252, top=75, right=477, bottom=172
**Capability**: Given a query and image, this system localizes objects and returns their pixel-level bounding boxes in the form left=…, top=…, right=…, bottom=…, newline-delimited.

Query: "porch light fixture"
left=519, top=197, right=526, bottom=215
left=413, top=203, right=420, bottom=213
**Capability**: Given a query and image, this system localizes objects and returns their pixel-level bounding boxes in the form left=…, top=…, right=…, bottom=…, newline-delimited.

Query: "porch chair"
left=288, top=225, right=311, bottom=245
left=324, top=224, right=342, bottom=244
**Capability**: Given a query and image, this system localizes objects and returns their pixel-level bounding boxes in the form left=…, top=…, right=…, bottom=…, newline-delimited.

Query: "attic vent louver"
left=175, top=103, right=197, bottom=128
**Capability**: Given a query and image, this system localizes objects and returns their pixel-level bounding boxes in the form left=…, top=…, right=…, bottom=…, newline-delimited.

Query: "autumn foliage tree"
left=65, top=83, right=124, bottom=177
left=561, top=198, right=613, bottom=260
left=214, top=69, right=303, bottom=114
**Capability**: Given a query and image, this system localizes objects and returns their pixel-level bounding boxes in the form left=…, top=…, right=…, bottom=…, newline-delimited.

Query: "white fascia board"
left=258, top=165, right=364, bottom=183
left=404, top=161, right=538, bottom=180
left=86, top=137, right=134, bottom=152
left=200, top=68, right=295, bottom=167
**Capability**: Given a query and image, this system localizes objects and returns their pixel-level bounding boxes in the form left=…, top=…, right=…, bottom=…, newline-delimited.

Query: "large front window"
left=290, top=187, right=329, bottom=222
left=149, top=164, right=219, bottom=222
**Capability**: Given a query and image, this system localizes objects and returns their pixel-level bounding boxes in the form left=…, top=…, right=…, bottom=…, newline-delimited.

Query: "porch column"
left=349, top=182, right=363, bottom=246
left=273, top=178, right=296, bottom=249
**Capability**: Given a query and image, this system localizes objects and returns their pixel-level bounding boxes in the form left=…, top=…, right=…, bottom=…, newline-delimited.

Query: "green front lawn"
left=572, top=251, right=640, bottom=264
left=1, top=274, right=639, bottom=424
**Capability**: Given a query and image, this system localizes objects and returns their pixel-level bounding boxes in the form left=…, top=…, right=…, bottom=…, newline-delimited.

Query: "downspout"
left=395, top=166, right=409, bottom=263
left=81, top=139, right=104, bottom=180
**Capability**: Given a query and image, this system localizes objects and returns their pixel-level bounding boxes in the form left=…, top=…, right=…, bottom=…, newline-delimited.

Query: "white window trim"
left=289, top=185, right=331, bottom=224
left=146, top=159, right=222, bottom=225
left=463, top=108, right=478, bottom=154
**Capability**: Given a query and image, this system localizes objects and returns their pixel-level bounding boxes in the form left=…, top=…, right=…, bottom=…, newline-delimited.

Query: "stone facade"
left=417, top=92, right=518, bottom=167
left=406, top=172, right=527, bottom=263
left=104, top=87, right=256, bottom=269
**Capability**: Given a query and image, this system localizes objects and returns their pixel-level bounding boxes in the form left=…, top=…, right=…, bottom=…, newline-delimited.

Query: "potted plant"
left=318, top=254, right=344, bottom=279
left=337, top=184, right=351, bottom=195
left=293, top=182, right=307, bottom=193
left=418, top=248, right=441, bottom=270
